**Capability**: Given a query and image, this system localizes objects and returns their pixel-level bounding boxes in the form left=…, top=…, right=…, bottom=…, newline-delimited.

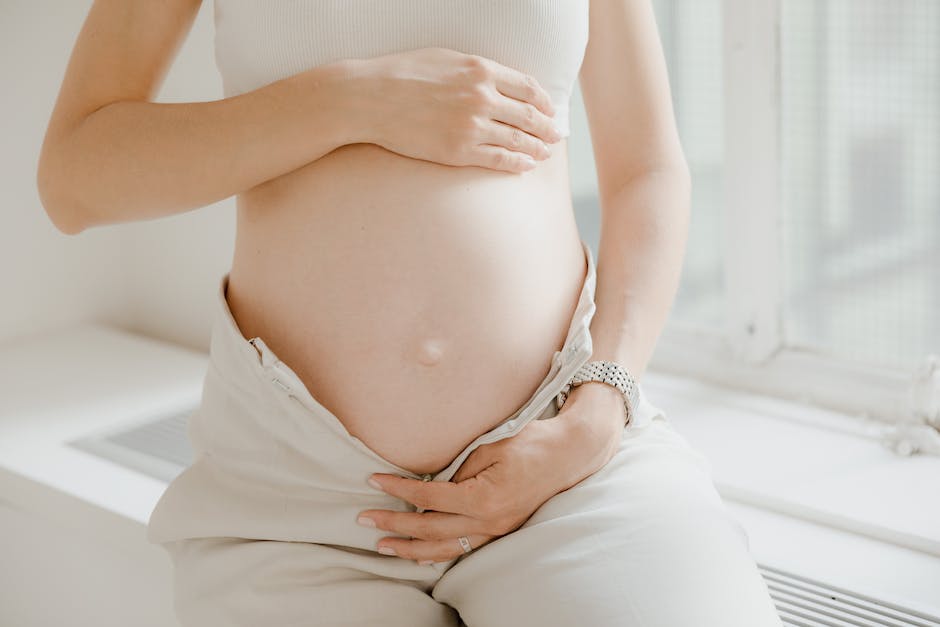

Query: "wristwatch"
left=555, top=360, right=640, bottom=426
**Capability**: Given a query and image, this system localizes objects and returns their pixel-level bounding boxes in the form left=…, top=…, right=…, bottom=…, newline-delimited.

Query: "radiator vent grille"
left=70, top=407, right=194, bottom=484
left=763, top=563, right=940, bottom=626
left=71, top=412, right=940, bottom=626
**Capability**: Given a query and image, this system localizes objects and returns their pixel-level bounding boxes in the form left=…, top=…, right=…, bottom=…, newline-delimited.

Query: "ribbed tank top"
left=212, top=1, right=590, bottom=138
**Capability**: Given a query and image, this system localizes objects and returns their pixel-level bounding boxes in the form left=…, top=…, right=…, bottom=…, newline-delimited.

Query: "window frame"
left=645, top=0, right=939, bottom=428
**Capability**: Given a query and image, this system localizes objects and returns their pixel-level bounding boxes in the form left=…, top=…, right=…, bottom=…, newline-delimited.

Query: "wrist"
left=292, top=58, right=378, bottom=148
left=556, top=383, right=627, bottom=470
left=329, top=57, right=385, bottom=146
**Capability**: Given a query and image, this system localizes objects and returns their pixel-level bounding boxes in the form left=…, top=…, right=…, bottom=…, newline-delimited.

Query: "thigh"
left=432, top=416, right=784, bottom=627
left=166, top=536, right=460, bottom=627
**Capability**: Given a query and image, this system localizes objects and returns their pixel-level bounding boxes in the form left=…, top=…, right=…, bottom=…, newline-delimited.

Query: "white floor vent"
left=762, top=563, right=940, bottom=626
left=69, top=407, right=195, bottom=484
left=70, top=412, right=940, bottom=626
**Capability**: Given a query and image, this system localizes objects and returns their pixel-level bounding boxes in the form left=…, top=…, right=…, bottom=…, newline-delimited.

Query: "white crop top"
left=211, top=1, right=590, bottom=138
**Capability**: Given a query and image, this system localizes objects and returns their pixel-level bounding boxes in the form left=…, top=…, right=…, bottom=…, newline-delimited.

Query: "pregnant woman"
left=38, top=1, right=783, bottom=625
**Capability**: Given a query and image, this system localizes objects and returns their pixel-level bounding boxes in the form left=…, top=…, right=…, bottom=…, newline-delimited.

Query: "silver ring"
left=457, top=535, right=473, bottom=554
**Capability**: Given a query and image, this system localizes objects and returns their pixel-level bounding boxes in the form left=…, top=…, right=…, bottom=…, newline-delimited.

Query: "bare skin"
left=223, top=46, right=584, bottom=476
left=226, top=129, right=582, bottom=476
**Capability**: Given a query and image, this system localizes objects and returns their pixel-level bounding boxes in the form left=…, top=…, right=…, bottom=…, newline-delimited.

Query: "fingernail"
left=418, top=560, right=434, bottom=566
left=378, top=546, right=397, bottom=556
left=522, top=155, right=536, bottom=169
left=357, top=516, right=376, bottom=528
left=368, top=477, right=383, bottom=490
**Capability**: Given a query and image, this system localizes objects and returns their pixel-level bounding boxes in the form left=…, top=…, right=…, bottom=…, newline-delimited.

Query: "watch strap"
left=555, top=360, right=639, bottom=426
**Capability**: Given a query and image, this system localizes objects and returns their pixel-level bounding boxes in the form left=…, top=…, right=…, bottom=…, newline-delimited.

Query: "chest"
left=211, top=0, right=590, bottom=105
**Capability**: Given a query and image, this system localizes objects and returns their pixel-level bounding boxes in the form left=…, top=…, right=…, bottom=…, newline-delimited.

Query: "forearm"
left=561, top=166, right=691, bottom=455
left=38, top=60, right=367, bottom=235
left=588, top=167, right=691, bottom=380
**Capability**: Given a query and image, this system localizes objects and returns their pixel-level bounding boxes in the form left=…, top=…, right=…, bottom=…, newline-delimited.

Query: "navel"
left=414, top=338, right=446, bottom=366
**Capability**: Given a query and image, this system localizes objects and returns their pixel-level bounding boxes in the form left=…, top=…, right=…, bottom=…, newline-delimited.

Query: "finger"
left=358, top=509, right=486, bottom=541
left=488, top=61, right=556, bottom=119
left=489, top=96, right=562, bottom=146
left=371, top=473, right=478, bottom=516
left=471, top=144, right=537, bottom=173
left=481, top=121, right=551, bottom=162
left=377, top=533, right=493, bottom=564
left=452, top=447, right=496, bottom=484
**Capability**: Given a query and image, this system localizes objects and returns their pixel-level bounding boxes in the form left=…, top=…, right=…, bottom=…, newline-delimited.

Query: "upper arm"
left=41, top=0, right=203, bottom=144
left=578, top=0, right=690, bottom=200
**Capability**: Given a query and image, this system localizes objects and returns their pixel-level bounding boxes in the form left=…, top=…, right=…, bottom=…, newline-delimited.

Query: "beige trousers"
left=148, top=240, right=783, bottom=626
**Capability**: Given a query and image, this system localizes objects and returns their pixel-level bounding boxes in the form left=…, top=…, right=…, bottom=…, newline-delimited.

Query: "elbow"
left=674, top=158, right=692, bottom=190
left=39, top=196, right=87, bottom=237
left=653, top=157, right=692, bottom=192
left=616, top=157, right=692, bottom=194
left=651, top=159, right=692, bottom=202
left=36, top=150, right=87, bottom=236
left=673, top=159, right=692, bottom=203
left=37, top=182, right=87, bottom=237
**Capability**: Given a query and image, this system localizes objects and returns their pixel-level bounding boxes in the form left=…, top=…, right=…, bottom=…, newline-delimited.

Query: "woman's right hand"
left=344, top=47, right=564, bottom=173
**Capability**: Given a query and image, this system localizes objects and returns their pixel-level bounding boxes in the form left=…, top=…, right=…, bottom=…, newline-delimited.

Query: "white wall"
left=2, top=0, right=125, bottom=346
left=2, top=0, right=234, bottom=355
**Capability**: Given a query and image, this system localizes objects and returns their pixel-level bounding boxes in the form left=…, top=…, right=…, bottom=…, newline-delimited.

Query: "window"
left=570, top=0, right=940, bottom=425
left=781, top=0, right=940, bottom=373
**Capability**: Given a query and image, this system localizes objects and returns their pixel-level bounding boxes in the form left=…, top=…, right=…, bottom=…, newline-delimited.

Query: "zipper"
left=428, top=346, right=592, bottom=485
left=251, top=338, right=432, bottom=482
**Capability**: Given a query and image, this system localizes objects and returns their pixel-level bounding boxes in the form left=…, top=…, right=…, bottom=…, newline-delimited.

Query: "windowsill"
left=641, top=370, right=940, bottom=616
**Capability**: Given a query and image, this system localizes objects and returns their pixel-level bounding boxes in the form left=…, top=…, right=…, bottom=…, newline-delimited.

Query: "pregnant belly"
left=226, top=140, right=587, bottom=475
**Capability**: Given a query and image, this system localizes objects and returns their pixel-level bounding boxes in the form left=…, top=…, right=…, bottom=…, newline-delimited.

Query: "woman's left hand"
left=356, top=383, right=626, bottom=565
